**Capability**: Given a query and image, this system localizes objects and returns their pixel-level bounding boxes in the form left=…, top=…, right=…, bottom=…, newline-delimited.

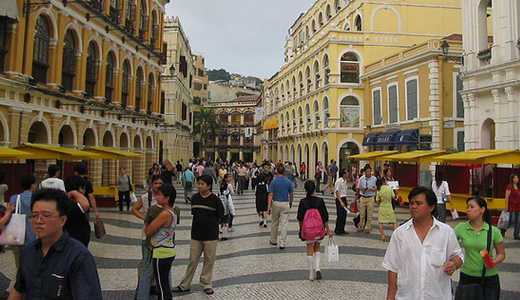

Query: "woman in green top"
left=454, top=197, right=506, bottom=300
left=375, top=177, right=397, bottom=242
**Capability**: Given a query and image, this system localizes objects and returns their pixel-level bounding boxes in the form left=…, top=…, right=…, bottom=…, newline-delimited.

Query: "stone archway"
left=28, top=121, right=49, bottom=144
left=58, top=125, right=75, bottom=147
left=83, top=128, right=96, bottom=146
left=340, top=141, right=360, bottom=179
left=481, top=118, right=495, bottom=149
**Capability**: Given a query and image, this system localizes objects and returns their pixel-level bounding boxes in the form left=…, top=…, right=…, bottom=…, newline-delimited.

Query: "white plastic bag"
left=497, top=211, right=510, bottom=230
left=326, top=237, right=339, bottom=263
left=0, top=195, right=26, bottom=246
left=130, top=192, right=138, bottom=203
left=451, top=208, right=459, bottom=220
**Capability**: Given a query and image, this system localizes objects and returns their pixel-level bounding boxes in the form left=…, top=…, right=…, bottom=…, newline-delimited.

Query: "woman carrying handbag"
left=454, top=197, right=506, bottom=300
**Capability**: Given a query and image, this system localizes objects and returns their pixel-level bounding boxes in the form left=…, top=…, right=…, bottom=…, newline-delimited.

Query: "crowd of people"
left=0, top=156, right=517, bottom=300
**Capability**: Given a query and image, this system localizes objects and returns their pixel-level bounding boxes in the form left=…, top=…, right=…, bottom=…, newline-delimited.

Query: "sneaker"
left=263, top=223, right=267, bottom=228
left=259, top=221, right=264, bottom=226
left=316, top=270, right=322, bottom=280
left=227, top=227, right=234, bottom=232
left=308, top=272, right=315, bottom=281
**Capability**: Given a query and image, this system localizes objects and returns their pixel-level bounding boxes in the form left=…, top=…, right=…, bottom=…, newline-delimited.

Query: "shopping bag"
left=130, top=192, right=138, bottom=203
left=451, top=208, right=459, bottom=220
left=0, top=195, right=26, bottom=246
left=94, top=218, right=107, bottom=238
left=326, top=237, right=339, bottom=263
left=397, top=196, right=405, bottom=207
left=497, top=211, right=510, bottom=230
left=349, top=200, right=358, bottom=213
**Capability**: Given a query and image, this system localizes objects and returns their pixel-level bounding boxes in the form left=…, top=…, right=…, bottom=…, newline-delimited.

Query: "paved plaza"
left=1, top=182, right=520, bottom=299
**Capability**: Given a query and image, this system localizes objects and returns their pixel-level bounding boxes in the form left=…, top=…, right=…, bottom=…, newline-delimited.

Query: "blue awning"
left=394, top=129, right=420, bottom=146
left=362, top=132, right=381, bottom=146
left=375, top=131, right=400, bottom=146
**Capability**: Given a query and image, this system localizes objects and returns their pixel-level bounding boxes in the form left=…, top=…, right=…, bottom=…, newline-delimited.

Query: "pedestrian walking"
left=219, top=173, right=236, bottom=240
left=255, top=173, right=269, bottom=228
left=300, top=162, right=307, bottom=181
left=375, top=177, right=398, bottom=242
left=501, top=173, right=520, bottom=239
left=334, top=169, right=350, bottom=235
left=64, top=175, right=91, bottom=247
left=268, top=165, right=294, bottom=249
left=236, top=162, right=248, bottom=195
left=117, top=167, right=132, bottom=213
left=176, top=161, right=183, bottom=184
left=297, top=180, right=333, bottom=281
left=315, top=161, right=323, bottom=193
left=181, top=167, right=195, bottom=203
left=322, top=159, right=338, bottom=195
left=431, top=169, right=455, bottom=223
left=173, top=175, right=224, bottom=295
left=40, top=165, right=66, bottom=192
left=357, top=166, right=377, bottom=233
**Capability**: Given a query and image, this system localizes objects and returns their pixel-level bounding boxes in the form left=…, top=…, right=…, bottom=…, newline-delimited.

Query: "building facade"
left=0, top=0, right=167, bottom=187
left=263, top=0, right=463, bottom=175
left=461, top=0, right=520, bottom=150
left=204, top=95, right=260, bottom=162
left=192, top=54, right=209, bottom=105
left=161, top=16, right=194, bottom=163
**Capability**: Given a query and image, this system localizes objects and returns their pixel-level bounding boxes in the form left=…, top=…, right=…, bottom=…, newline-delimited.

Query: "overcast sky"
left=165, top=0, right=316, bottom=79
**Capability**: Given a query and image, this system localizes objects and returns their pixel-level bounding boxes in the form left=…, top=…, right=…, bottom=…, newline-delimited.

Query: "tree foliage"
left=207, top=69, right=231, bottom=81
left=193, top=107, right=221, bottom=145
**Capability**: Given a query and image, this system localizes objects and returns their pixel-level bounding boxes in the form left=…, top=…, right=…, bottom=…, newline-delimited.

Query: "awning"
left=349, top=151, right=398, bottom=161
left=0, top=146, right=34, bottom=160
left=362, top=132, right=381, bottom=146
left=84, top=147, right=143, bottom=160
left=394, top=129, right=419, bottom=146
left=382, top=150, right=448, bottom=163
left=0, top=0, right=19, bottom=23
left=262, top=117, right=279, bottom=131
left=433, top=149, right=520, bottom=164
left=375, top=131, right=400, bottom=146
left=15, top=143, right=101, bottom=160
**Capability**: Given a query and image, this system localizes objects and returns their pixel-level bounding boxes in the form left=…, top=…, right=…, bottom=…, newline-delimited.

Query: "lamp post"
left=441, top=40, right=464, bottom=65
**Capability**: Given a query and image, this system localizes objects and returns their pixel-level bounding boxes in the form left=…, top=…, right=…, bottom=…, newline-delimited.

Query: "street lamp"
left=441, top=40, right=464, bottom=65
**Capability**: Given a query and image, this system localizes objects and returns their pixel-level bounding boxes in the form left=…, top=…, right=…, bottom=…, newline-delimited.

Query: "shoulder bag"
left=454, top=224, right=492, bottom=300
left=0, top=195, right=26, bottom=246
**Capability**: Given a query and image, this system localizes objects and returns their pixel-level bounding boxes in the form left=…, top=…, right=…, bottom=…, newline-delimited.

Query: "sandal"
left=172, top=286, right=190, bottom=293
left=204, top=288, right=214, bottom=295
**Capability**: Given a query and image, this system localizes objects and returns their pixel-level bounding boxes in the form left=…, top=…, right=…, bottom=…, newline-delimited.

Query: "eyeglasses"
left=29, top=214, right=60, bottom=223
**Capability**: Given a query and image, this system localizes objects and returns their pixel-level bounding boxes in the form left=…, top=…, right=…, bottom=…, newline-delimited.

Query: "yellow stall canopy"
left=434, top=149, right=520, bottom=165
left=0, top=146, right=34, bottom=160
left=84, top=147, right=143, bottom=160
left=349, top=151, right=398, bottom=161
left=262, top=118, right=279, bottom=131
left=15, top=143, right=101, bottom=160
left=381, top=150, right=448, bottom=163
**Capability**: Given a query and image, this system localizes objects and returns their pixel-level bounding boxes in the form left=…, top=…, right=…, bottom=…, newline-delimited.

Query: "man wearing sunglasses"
left=7, top=188, right=102, bottom=300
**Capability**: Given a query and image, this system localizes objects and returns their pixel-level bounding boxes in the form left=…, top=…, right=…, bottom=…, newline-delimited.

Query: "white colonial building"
left=461, top=0, right=520, bottom=149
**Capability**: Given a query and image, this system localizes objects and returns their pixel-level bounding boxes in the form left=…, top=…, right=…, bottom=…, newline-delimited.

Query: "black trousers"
left=335, top=196, right=348, bottom=233
left=152, top=256, right=175, bottom=300
left=118, top=190, right=130, bottom=211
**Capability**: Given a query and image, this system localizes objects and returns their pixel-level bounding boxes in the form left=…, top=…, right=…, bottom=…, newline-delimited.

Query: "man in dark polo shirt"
left=8, top=188, right=102, bottom=300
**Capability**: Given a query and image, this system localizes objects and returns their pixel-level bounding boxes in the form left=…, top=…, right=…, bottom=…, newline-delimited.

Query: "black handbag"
left=454, top=224, right=492, bottom=300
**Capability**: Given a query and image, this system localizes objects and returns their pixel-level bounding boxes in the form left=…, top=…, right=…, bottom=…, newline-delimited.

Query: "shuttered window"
left=388, top=85, right=398, bottom=123
left=406, top=79, right=418, bottom=120
left=373, top=89, right=382, bottom=125
left=456, top=75, right=464, bottom=118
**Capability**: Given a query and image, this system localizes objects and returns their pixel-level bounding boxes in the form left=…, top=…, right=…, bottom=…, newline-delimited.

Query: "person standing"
left=219, top=174, right=236, bottom=240
left=131, top=175, right=164, bottom=300
left=0, top=171, right=8, bottom=206
left=454, top=197, right=505, bottom=300
left=375, top=177, right=398, bottom=242
left=431, top=169, right=455, bottom=223
left=144, top=183, right=178, bottom=300
left=300, top=162, right=307, bottom=181
left=236, top=162, right=248, bottom=195
left=250, top=163, right=259, bottom=190
left=218, top=164, right=228, bottom=186
left=256, top=173, right=269, bottom=228
left=501, top=173, right=520, bottom=239
left=297, top=180, right=333, bottom=281
left=334, top=169, right=350, bottom=235
left=322, top=160, right=338, bottom=195
left=268, top=165, right=294, bottom=249
left=40, top=165, right=66, bottom=192
left=357, top=166, right=377, bottom=233
left=181, top=167, right=196, bottom=203
left=117, top=167, right=132, bottom=213
left=7, top=188, right=102, bottom=300
left=173, top=175, right=224, bottom=295
left=73, top=164, right=100, bottom=219
left=315, top=161, right=323, bottom=193
left=261, top=163, right=274, bottom=184
left=382, top=187, right=463, bottom=300
left=176, top=161, right=183, bottom=184
left=63, top=176, right=91, bottom=247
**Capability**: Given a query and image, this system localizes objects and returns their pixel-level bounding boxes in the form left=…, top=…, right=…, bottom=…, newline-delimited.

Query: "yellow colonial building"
left=0, top=0, right=167, bottom=190
left=263, top=0, right=462, bottom=176
left=161, top=16, right=194, bottom=163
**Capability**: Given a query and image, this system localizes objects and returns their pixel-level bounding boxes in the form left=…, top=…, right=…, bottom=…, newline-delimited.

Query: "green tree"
left=193, top=107, right=221, bottom=151
left=207, top=69, right=231, bottom=81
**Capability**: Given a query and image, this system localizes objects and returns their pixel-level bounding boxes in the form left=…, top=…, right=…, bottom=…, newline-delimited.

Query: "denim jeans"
left=456, top=272, right=500, bottom=300
left=137, top=241, right=154, bottom=300
left=501, top=211, right=520, bottom=239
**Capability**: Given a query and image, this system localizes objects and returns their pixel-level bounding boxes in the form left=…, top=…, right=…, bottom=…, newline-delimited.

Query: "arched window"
left=305, top=26, right=309, bottom=40
left=344, top=21, right=351, bottom=31
left=135, top=67, right=143, bottom=110
left=305, top=66, right=311, bottom=93
left=85, top=42, right=99, bottom=97
left=314, top=61, right=320, bottom=89
left=323, top=97, right=329, bottom=128
left=139, top=2, right=148, bottom=41
left=62, top=30, right=77, bottom=91
left=32, top=15, right=50, bottom=84
left=305, top=104, right=311, bottom=131
left=326, top=5, right=331, bottom=20
left=285, top=111, right=289, bottom=133
left=280, top=83, right=285, bottom=103
left=355, top=15, right=362, bottom=31
left=312, top=19, right=316, bottom=33
left=286, top=79, right=290, bottom=100
left=334, top=0, right=340, bottom=13
left=298, top=71, right=304, bottom=94
left=318, top=12, right=323, bottom=27
left=147, top=73, right=154, bottom=113
left=291, top=109, right=296, bottom=132
left=122, top=60, right=130, bottom=107
left=323, top=55, right=330, bottom=85
left=340, top=52, right=360, bottom=83
left=298, top=107, right=303, bottom=130
left=105, top=52, right=115, bottom=102
left=313, top=101, right=320, bottom=129
left=125, top=0, right=136, bottom=33
left=292, top=76, right=297, bottom=98
left=280, top=114, right=285, bottom=133
left=340, top=96, right=360, bottom=128
left=151, top=12, right=159, bottom=48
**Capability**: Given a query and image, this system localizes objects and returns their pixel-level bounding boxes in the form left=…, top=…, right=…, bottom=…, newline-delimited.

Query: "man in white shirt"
left=40, top=165, right=66, bottom=192
left=382, top=187, right=463, bottom=300
left=334, top=169, right=350, bottom=235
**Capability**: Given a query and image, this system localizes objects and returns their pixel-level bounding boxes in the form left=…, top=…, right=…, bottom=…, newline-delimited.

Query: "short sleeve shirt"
left=358, top=175, right=377, bottom=197
left=506, top=184, right=520, bottom=212
left=268, top=176, right=294, bottom=202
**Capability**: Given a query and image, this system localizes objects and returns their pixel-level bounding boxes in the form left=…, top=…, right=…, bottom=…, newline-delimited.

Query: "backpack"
left=219, top=194, right=229, bottom=216
left=301, top=205, right=326, bottom=241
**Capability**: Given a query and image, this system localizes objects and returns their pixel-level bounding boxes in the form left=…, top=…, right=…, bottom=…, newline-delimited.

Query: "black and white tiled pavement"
left=1, top=182, right=520, bottom=299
